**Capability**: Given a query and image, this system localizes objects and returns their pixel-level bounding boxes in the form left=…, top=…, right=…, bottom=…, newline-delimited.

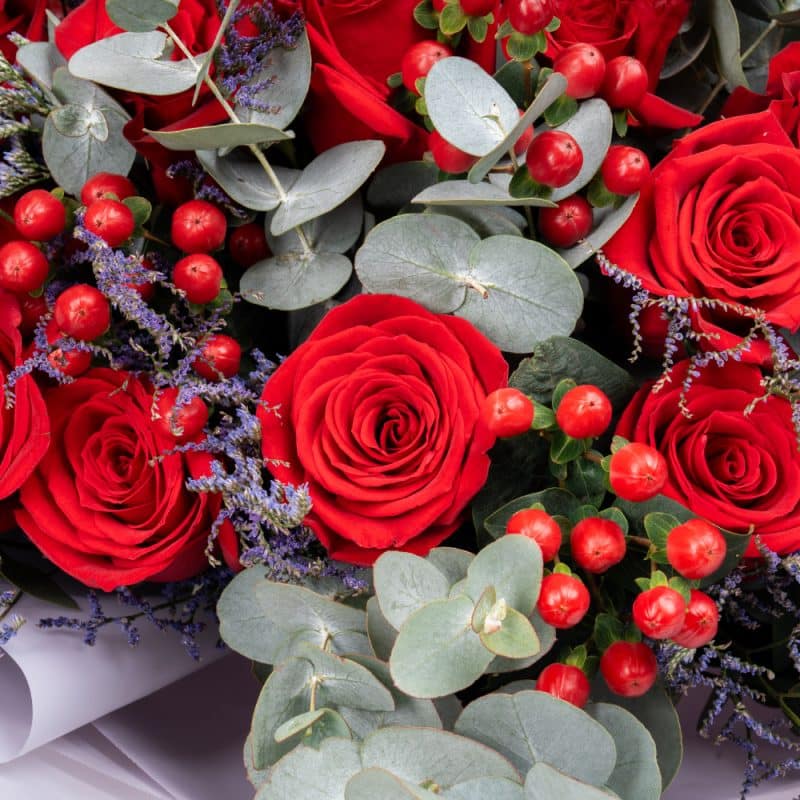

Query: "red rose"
left=258, top=294, right=508, bottom=565
left=0, top=0, right=49, bottom=61
left=0, top=290, right=49, bottom=500
left=616, top=359, right=800, bottom=556
left=16, top=369, right=221, bottom=590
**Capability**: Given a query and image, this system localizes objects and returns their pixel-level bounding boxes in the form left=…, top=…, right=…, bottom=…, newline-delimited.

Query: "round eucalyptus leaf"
left=425, top=57, right=519, bottom=156
left=443, top=778, right=525, bottom=800
left=487, top=610, right=556, bottom=674
left=146, top=122, right=293, bottom=150
left=244, top=732, right=269, bottom=790
left=274, top=708, right=340, bottom=743
left=425, top=548, right=474, bottom=587
left=267, top=195, right=363, bottom=256
left=345, top=768, right=440, bottom=800
left=367, top=161, right=438, bottom=210
left=428, top=206, right=525, bottom=238
left=524, top=763, right=619, bottom=800
left=106, top=0, right=178, bottom=32
left=15, top=41, right=65, bottom=90
left=366, top=596, right=398, bottom=662
left=479, top=606, right=540, bottom=659
left=413, top=180, right=556, bottom=207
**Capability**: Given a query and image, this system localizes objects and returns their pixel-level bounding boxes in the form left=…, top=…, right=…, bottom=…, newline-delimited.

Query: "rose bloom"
left=258, top=294, right=508, bottom=564
left=16, top=369, right=222, bottom=590
left=0, top=290, right=49, bottom=500
left=617, top=360, right=800, bottom=556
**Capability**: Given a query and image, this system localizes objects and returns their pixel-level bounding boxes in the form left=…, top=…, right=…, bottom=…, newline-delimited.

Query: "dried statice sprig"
left=0, top=588, right=24, bottom=647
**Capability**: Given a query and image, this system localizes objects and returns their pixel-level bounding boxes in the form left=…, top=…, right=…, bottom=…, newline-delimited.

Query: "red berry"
left=506, top=508, right=562, bottom=561
left=537, top=573, right=591, bottom=629
left=154, top=387, right=209, bottom=441
left=129, top=280, right=155, bottom=301
left=536, top=663, right=590, bottom=707
left=81, top=172, right=137, bottom=205
left=672, top=590, right=719, bottom=649
left=666, top=519, right=727, bottom=580
left=600, top=641, right=658, bottom=697
left=526, top=131, right=583, bottom=188
left=460, top=0, right=496, bottom=15
left=601, top=146, right=651, bottom=196
left=570, top=517, right=626, bottom=574
left=53, top=284, right=111, bottom=341
left=555, top=384, right=612, bottom=439
left=171, top=200, right=227, bottom=254
left=18, top=293, right=48, bottom=336
left=506, top=0, right=552, bottom=35
left=85, top=199, right=135, bottom=247
left=513, top=114, right=534, bottom=156
left=553, top=44, right=607, bottom=100
left=14, top=190, right=66, bottom=241
left=538, top=195, right=593, bottom=248
left=45, top=319, right=92, bottom=376
left=401, top=40, right=453, bottom=94
left=173, top=254, right=223, bottom=305
left=480, top=387, right=534, bottom=437
left=192, top=334, right=241, bottom=381
left=428, top=130, right=479, bottom=174
left=632, top=586, right=687, bottom=640
left=609, top=442, right=668, bottom=502
left=0, top=241, right=49, bottom=293
left=229, top=222, right=270, bottom=268
left=601, top=57, right=649, bottom=110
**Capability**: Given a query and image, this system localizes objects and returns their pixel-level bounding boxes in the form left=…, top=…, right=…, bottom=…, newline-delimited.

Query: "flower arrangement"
left=1, top=0, right=800, bottom=797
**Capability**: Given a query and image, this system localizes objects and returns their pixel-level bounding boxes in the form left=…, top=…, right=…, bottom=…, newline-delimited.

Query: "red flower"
left=0, top=0, right=49, bottom=61
left=616, top=360, right=800, bottom=556
left=258, top=294, right=508, bottom=565
left=0, top=290, right=49, bottom=500
left=16, top=369, right=221, bottom=590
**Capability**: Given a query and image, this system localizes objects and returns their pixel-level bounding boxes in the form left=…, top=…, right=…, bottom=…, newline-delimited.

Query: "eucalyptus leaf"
left=709, top=0, right=749, bottom=88
left=267, top=195, right=363, bottom=256
left=413, top=180, right=556, bottom=207
left=345, top=768, right=441, bottom=800
left=425, top=548, right=474, bottom=587
left=429, top=206, right=526, bottom=238
left=106, top=0, right=178, bottom=32
left=244, top=732, right=269, bottom=790
left=487, top=610, right=556, bottom=673
left=146, top=122, right=293, bottom=150
left=479, top=606, right=540, bottom=658
left=15, top=41, right=65, bottom=91
left=443, top=777, right=525, bottom=800
left=366, top=596, right=398, bottom=662
left=273, top=708, right=339, bottom=743
left=367, top=161, right=438, bottom=210
left=524, top=763, right=619, bottom=800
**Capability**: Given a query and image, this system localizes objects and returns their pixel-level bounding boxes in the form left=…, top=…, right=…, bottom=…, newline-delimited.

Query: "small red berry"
left=480, top=387, right=534, bottom=437
left=536, top=663, right=590, bottom=707
left=570, top=517, right=626, bottom=574
left=553, top=44, right=607, bottom=100
left=537, top=573, right=591, bottom=629
left=171, top=200, right=227, bottom=254
left=459, top=0, right=496, bottom=15
left=173, top=253, right=223, bottom=305
left=526, top=131, right=583, bottom=188
left=632, top=586, right=687, bottom=640
left=513, top=115, right=534, bottom=157
left=128, top=280, right=155, bottom=301
left=506, top=508, right=562, bottom=561
left=18, top=293, right=48, bottom=336
left=401, top=40, right=453, bottom=94
left=600, top=641, right=658, bottom=697
left=609, top=442, right=668, bottom=502
left=81, top=172, right=137, bottom=205
left=538, top=195, right=593, bottom=248
left=45, top=319, right=92, bottom=377
left=601, top=146, right=651, bottom=196
left=14, top=190, right=66, bottom=241
left=601, top=57, right=649, bottom=110
left=666, top=519, right=727, bottom=580
left=428, top=130, right=479, bottom=174
left=556, top=384, right=612, bottom=439
left=192, top=334, right=242, bottom=381
left=0, top=241, right=49, bottom=293
left=672, top=590, right=719, bottom=649
left=506, top=0, right=552, bottom=35
left=85, top=199, right=135, bottom=247
left=154, top=387, right=209, bottom=441
left=53, top=284, right=111, bottom=341
left=229, top=222, right=270, bottom=268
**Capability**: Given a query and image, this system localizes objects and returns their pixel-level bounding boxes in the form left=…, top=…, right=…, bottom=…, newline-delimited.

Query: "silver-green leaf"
left=146, top=122, right=293, bottom=150
left=105, top=0, right=178, bottom=32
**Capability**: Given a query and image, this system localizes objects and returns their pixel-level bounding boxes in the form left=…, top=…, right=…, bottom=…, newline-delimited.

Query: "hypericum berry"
left=666, top=519, right=727, bottom=580
left=428, top=130, right=479, bottom=174
left=552, top=43, right=607, bottom=100
left=538, top=195, right=593, bottom=248
left=555, top=384, right=612, bottom=439
left=173, top=254, right=223, bottom=305
left=53, top=284, right=111, bottom=341
left=192, top=334, right=242, bottom=381
left=18, top=293, right=48, bottom=336
left=537, top=573, right=591, bottom=629
left=480, top=387, right=534, bottom=437
left=229, top=222, right=270, bottom=268
left=601, top=146, right=651, bottom=196
left=601, top=56, right=649, bottom=109
left=514, top=114, right=534, bottom=156
left=570, top=516, right=626, bottom=574
left=459, top=0, right=496, bottom=15
left=506, top=0, right=552, bottom=35
left=0, top=241, right=49, bottom=293
left=609, top=442, right=668, bottom=502
left=672, top=590, right=719, bottom=649
left=45, top=319, right=92, bottom=377
left=154, top=387, right=209, bottom=441
left=13, top=190, right=66, bottom=241
left=84, top=199, right=135, bottom=247
left=600, top=641, right=658, bottom=697
left=506, top=508, right=562, bottom=561
left=536, top=663, right=590, bottom=708
left=632, top=586, right=687, bottom=640
left=526, top=131, right=583, bottom=188
left=81, top=172, right=137, bottom=205
left=401, top=40, right=453, bottom=94
left=171, top=200, right=227, bottom=254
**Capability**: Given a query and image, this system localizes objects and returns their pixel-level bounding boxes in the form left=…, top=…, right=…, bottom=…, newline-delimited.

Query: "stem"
left=585, top=572, right=607, bottom=612
left=627, top=535, right=652, bottom=549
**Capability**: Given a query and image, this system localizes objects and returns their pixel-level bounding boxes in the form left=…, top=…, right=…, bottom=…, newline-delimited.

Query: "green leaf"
left=508, top=166, right=550, bottom=200
left=506, top=31, right=543, bottom=61
left=122, top=196, right=151, bottom=227
left=413, top=0, right=439, bottom=29
left=599, top=507, right=628, bottom=535
left=549, top=431, right=585, bottom=465
left=613, top=109, right=629, bottom=137
left=486, top=609, right=556, bottom=673
left=643, top=513, right=680, bottom=550
left=479, top=606, right=540, bottom=658
left=367, top=161, right=438, bottom=210
left=412, top=180, right=556, bottom=207
left=566, top=458, right=607, bottom=506
left=668, top=576, right=692, bottom=603
left=493, top=60, right=537, bottom=107
left=530, top=400, right=556, bottom=430
left=440, top=3, right=467, bottom=33
left=273, top=707, right=351, bottom=746
left=466, top=15, right=489, bottom=42
left=484, top=488, right=581, bottom=540
left=146, top=122, right=293, bottom=150
left=552, top=378, right=577, bottom=411
left=709, top=0, right=749, bottom=89
left=594, top=613, right=624, bottom=652
left=366, top=596, right=397, bottom=661
left=425, top=547, right=474, bottom=586
left=105, top=0, right=178, bottom=31
left=346, top=768, right=440, bottom=800
left=15, top=41, right=65, bottom=91
left=524, top=763, right=618, bottom=799
left=543, top=93, right=578, bottom=126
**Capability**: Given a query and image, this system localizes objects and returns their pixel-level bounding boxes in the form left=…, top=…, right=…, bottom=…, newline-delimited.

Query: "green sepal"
left=543, top=93, right=578, bottom=126
left=613, top=108, right=629, bottom=137
left=122, top=195, right=152, bottom=226
left=668, top=576, right=693, bottom=603
left=413, top=0, right=438, bottom=29
left=387, top=71, right=403, bottom=89
left=509, top=165, right=553, bottom=199
left=546, top=16, right=561, bottom=32
left=439, top=3, right=467, bottom=34
left=586, top=174, right=618, bottom=209
left=507, top=30, right=545, bottom=62
left=552, top=378, right=577, bottom=411
left=565, top=644, right=588, bottom=669
left=550, top=431, right=586, bottom=465
left=466, top=14, right=489, bottom=42
left=594, top=613, right=624, bottom=651
left=531, top=400, right=556, bottom=430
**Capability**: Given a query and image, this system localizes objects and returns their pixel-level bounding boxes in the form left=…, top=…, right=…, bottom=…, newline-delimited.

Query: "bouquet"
left=2, top=0, right=800, bottom=797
